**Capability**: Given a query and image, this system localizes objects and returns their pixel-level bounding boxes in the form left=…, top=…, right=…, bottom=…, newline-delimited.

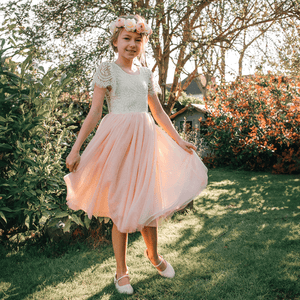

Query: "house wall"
left=171, top=109, right=211, bottom=157
left=172, top=109, right=206, bottom=132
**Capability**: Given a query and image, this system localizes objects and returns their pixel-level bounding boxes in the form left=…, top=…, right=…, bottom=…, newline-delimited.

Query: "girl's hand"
left=66, top=150, right=81, bottom=172
left=177, top=139, right=197, bottom=154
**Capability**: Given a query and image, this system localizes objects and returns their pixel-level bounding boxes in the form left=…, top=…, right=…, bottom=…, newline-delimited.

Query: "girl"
left=65, top=14, right=208, bottom=295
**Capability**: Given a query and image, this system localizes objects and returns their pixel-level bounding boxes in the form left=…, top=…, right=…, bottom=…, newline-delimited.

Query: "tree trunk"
left=238, top=50, right=245, bottom=77
left=220, top=41, right=226, bottom=83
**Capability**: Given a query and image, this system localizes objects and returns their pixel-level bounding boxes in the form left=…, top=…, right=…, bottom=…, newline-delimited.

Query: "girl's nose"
left=129, top=39, right=136, bottom=47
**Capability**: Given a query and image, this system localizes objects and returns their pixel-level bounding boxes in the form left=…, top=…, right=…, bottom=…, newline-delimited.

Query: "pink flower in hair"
left=115, top=17, right=125, bottom=28
left=136, top=22, right=146, bottom=34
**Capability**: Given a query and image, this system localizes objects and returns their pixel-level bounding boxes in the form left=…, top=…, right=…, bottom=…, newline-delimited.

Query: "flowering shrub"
left=202, top=73, right=300, bottom=174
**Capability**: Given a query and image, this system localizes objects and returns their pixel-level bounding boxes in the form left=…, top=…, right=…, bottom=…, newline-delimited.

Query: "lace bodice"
left=91, top=61, right=161, bottom=114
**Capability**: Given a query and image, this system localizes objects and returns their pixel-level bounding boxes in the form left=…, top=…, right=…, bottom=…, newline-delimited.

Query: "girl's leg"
left=140, top=226, right=167, bottom=272
left=112, top=223, right=130, bottom=286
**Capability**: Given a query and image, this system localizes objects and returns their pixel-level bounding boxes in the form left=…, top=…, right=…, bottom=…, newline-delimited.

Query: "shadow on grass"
left=85, top=274, right=159, bottom=300
left=168, top=168, right=300, bottom=299
left=0, top=230, right=141, bottom=300
left=1, top=168, right=299, bottom=300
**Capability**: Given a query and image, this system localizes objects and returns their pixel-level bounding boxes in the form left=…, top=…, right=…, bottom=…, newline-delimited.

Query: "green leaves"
left=70, top=214, right=84, bottom=227
left=63, top=218, right=72, bottom=233
left=0, top=143, right=13, bottom=151
left=0, top=42, right=71, bottom=232
left=0, top=39, right=101, bottom=237
left=0, top=211, right=7, bottom=224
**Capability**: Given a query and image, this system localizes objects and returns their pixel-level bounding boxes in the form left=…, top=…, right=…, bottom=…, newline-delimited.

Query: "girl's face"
left=113, top=29, right=144, bottom=61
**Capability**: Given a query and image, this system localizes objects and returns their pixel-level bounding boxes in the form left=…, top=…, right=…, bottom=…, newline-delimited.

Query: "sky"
left=0, top=0, right=278, bottom=84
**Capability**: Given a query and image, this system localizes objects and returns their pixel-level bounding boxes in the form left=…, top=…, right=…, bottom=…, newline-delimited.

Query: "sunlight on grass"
left=209, top=179, right=236, bottom=186
left=206, top=227, right=226, bottom=237
left=201, top=189, right=229, bottom=200
left=1, top=168, right=300, bottom=300
left=0, top=282, right=11, bottom=295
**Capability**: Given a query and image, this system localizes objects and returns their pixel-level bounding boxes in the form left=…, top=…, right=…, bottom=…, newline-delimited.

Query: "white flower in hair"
left=109, top=20, right=117, bottom=34
left=124, top=19, right=137, bottom=32
left=144, top=23, right=153, bottom=35
left=109, top=16, right=152, bottom=36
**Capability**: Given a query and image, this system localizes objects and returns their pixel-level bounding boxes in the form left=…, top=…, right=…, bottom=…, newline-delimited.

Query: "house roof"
left=182, top=77, right=202, bottom=95
left=170, top=103, right=210, bottom=120
left=167, top=76, right=203, bottom=96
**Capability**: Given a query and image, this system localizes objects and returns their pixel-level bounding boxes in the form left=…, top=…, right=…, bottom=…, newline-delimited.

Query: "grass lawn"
left=1, top=168, right=300, bottom=300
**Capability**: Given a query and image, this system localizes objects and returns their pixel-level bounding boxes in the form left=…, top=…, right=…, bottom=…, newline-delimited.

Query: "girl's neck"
left=115, top=57, right=134, bottom=70
left=115, top=58, right=139, bottom=74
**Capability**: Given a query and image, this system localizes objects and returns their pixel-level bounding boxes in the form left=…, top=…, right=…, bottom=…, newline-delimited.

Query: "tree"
left=158, top=0, right=295, bottom=112
left=235, top=22, right=275, bottom=77
left=271, top=18, right=300, bottom=77
left=1, top=0, right=297, bottom=115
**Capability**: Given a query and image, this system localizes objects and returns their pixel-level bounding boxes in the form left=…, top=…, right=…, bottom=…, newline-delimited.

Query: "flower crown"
left=109, top=17, right=153, bottom=36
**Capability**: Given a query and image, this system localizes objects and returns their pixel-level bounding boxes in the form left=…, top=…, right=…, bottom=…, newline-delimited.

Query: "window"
left=180, top=120, right=192, bottom=131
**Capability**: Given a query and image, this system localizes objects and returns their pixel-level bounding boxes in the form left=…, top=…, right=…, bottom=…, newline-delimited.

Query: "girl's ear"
left=113, top=40, right=117, bottom=48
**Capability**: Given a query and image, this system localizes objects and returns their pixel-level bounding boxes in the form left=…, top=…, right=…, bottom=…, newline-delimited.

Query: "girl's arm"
left=148, top=93, right=197, bottom=154
left=66, top=85, right=106, bottom=172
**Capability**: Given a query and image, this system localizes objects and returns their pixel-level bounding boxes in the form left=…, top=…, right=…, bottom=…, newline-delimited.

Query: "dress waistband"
left=108, top=110, right=149, bottom=115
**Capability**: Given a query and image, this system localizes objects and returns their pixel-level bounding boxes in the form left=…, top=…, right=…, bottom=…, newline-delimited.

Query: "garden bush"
left=0, top=40, right=110, bottom=242
left=0, top=43, right=74, bottom=232
left=202, top=73, right=300, bottom=174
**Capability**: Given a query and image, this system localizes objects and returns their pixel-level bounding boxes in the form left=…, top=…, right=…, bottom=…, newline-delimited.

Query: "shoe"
left=144, top=249, right=175, bottom=278
left=114, top=273, right=134, bottom=295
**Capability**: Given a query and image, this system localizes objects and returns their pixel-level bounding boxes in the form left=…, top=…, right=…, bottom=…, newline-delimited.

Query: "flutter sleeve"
left=91, top=61, right=113, bottom=90
left=147, top=68, right=162, bottom=96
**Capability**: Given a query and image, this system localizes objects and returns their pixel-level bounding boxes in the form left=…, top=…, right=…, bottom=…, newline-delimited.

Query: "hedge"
left=202, top=73, right=300, bottom=174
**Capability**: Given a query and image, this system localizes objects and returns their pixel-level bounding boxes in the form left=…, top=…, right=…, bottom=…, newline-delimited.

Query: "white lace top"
left=91, top=61, right=161, bottom=114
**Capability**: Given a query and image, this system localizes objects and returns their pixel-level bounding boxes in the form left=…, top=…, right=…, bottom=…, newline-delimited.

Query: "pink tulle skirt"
left=64, top=112, right=208, bottom=233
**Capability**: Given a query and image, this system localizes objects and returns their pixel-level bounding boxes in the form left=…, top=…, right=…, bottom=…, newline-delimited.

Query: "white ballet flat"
left=144, top=249, right=175, bottom=278
left=114, top=273, right=134, bottom=295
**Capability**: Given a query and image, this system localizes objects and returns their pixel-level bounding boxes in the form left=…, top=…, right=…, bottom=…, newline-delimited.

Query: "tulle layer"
left=64, top=112, right=208, bottom=233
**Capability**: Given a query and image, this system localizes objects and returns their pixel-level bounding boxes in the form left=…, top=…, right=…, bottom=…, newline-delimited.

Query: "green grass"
left=1, top=168, right=300, bottom=300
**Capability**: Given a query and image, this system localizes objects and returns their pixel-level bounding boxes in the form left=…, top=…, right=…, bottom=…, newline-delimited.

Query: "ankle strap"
left=116, top=274, right=129, bottom=282
left=145, top=249, right=165, bottom=268
left=153, top=255, right=164, bottom=268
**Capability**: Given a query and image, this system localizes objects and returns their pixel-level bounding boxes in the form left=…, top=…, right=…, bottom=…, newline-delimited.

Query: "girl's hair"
left=110, top=14, right=149, bottom=65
